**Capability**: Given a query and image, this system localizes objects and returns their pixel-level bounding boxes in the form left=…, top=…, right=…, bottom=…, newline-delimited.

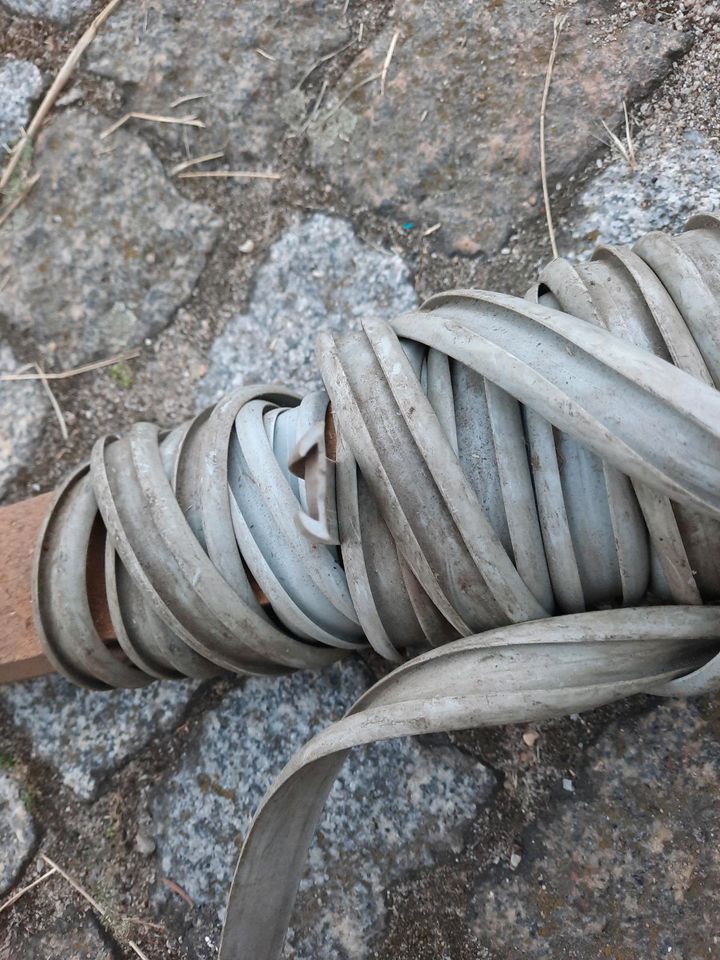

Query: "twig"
left=34, top=363, right=69, bottom=440
left=41, top=854, right=106, bottom=915
left=100, top=112, right=205, bottom=140
left=319, top=71, right=383, bottom=127
left=162, top=876, right=195, bottom=908
left=169, top=93, right=208, bottom=109
left=255, top=48, right=276, bottom=62
left=0, top=172, right=40, bottom=229
left=170, top=150, right=225, bottom=176
left=0, top=0, right=125, bottom=194
left=177, top=170, right=281, bottom=180
left=0, top=867, right=57, bottom=915
left=40, top=855, right=152, bottom=960
left=128, top=942, right=151, bottom=960
left=539, top=13, right=567, bottom=260
left=422, top=222, right=441, bottom=237
left=0, top=349, right=139, bottom=382
left=380, top=29, right=400, bottom=96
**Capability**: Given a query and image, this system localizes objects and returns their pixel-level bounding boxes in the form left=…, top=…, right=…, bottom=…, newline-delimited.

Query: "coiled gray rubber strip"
left=29, top=214, right=720, bottom=957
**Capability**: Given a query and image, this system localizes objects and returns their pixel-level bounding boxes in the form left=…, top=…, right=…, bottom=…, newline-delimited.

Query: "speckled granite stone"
left=85, top=0, right=348, bottom=161
left=0, top=110, right=221, bottom=366
left=0, top=58, right=43, bottom=152
left=199, top=213, right=417, bottom=400
left=152, top=659, right=495, bottom=959
left=471, top=698, right=720, bottom=958
left=1, top=0, right=92, bottom=24
left=0, top=344, right=47, bottom=501
left=0, top=769, right=35, bottom=896
left=309, top=0, right=689, bottom=254
left=0, top=675, right=197, bottom=801
left=571, top=131, right=720, bottom=252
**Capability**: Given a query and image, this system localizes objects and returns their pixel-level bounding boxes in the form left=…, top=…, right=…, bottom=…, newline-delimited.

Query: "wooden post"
left=0, top=493, right=113, bottom=684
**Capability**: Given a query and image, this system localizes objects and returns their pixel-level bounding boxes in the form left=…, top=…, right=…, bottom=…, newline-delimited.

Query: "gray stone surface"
left=471, top=698, right=720, bottom=957
left=0, top=769, right=35, bottom=897
left=571, top=131, right=720, bottom=252
left=199, top=213, right=417, bottom=401
left=0, top=344, right=47, bottom=500
left=153, top=660, right=495, bottom=958
left=0, top=57, right=43, bottom=152
left=0, top=675, right=197, bottom=800
left=0, top=110, right=221, bottom=366
left=85, top=0, right=349, bottom=161
left=1, top=0, right=93, bottom=24
left=309, top=0, right=690, bottom=254
left=1, top=904, right=117, bottom=959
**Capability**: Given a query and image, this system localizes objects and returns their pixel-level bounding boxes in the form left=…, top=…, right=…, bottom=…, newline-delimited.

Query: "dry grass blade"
left=177, top=170, right=281, bottom=180
left=600, top=101, right=637, bottom=171
left=255, top=48, right=276, bottom=62
left=170, top=150, right=225, bottom=176
left=0, top=172, right=40, bottom=229
left=0, top=0, right=124, bottom=194
left=100, top=112, right=205, bottom=140
left=539, top=12, right=568, bottom=260
left=0, top=866, right=57, bottom=915
left=34, top=363, right=69, bottom=440
left=380, top=29, right=400, bottom=96
left=296, top=39, right=354, bottom=89
left=624, top=101, right=637, bottom=170
left=318, top=71, right=383, bottom=127
left=125, top=917, right=167, bottom=933
left=0, top=349, right=139, bottom=382
left=169, top=93, right=208, bottom=108
left=41, top=855, right=153, bottom=960
left=296, top=78, right=329, bottom=136
left=422, top=222, right=441, bottom=237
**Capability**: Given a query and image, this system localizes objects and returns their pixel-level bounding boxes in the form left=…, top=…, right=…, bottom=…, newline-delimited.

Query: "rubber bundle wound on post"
left=30, top=213, right=720, bottom=958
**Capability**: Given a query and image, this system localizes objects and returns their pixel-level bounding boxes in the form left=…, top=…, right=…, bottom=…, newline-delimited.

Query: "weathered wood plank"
left=0, top=493, right=113, bottom=684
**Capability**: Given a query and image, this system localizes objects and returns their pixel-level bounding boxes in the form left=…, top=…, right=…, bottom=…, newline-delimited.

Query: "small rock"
left=0, top=675, right=197, bottom=801
left=238, top=239, right=255, bottom=254
left=509, top=851, right=522, bottom=870
left=134, top=829, right=157, bottom=856
left=522, top=729, right=540, bottom=748
left=451, top=235, right=482, bottom=257
left=0, top=57, right=43, bottom=152
left=200, top=213, right=417, bottom=400
left=562, top=778, right=575, bottom=793
left=0, top=770, right=36, bottom=897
